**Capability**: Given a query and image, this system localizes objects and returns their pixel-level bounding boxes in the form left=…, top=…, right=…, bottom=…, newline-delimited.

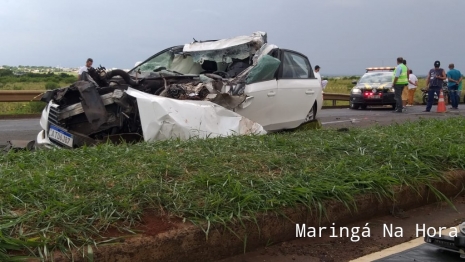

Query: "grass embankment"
left=1, top=118, right=465, bottom=260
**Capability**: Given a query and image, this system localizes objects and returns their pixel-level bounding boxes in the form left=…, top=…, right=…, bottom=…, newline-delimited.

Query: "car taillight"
left=363, top=92, right=382, bottom=96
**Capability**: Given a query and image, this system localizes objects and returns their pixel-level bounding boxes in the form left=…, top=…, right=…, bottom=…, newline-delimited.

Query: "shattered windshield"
left=130, top=47, right=202, bottom=75
left=137, top=51, right=173, bottom=72
left=130, top=32, right=266, bottom=77
left=359, top=73, right=392, bottom=84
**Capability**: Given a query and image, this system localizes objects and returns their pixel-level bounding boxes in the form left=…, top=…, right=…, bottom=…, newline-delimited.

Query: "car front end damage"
left=34, top=32, right=281, bottom=149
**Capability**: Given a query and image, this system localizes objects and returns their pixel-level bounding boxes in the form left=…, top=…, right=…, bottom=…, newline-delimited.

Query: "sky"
left=0, top=0, right=463, bottom=75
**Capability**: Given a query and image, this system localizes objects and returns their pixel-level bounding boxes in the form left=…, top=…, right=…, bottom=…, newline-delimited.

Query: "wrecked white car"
left=35, top=31, right=322, bottom=149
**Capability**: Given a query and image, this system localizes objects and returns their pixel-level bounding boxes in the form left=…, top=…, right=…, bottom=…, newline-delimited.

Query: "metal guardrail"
left=0, top=90, right=351, bottom=105
left=323, top=93, right=350, bottom=106
left=0, top=90, right=44, bottom=102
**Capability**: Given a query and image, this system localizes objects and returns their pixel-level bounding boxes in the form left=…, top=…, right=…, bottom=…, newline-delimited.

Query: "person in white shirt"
left=313, top=65, right=327, bottom=91
left=78, top=58, right=93, bottom=80
left=406, top=69, right=418, bottom=106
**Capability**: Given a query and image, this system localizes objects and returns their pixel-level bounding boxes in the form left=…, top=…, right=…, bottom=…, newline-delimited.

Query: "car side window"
left=281, top=51, right=311, bottom=79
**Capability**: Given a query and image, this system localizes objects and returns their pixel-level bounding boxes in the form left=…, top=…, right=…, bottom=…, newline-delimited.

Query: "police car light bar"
left=366, top=67, right=395, bottom=72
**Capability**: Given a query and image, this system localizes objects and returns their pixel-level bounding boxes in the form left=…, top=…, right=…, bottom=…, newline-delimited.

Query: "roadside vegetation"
left=0, top=69, right=76, bottom=115
left=1, top=117, right=465, bottom=260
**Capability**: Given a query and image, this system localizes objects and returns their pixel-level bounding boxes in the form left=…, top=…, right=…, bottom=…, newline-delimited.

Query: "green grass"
left=2, top=117, right=465, bottom=260
left=0, top=102, right=46, bottom=115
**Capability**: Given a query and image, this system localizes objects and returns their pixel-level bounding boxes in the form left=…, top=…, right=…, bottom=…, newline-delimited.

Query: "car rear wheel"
left=360, top=104, right=367, bottom=110
left=349, top=101, right=360, bottom=110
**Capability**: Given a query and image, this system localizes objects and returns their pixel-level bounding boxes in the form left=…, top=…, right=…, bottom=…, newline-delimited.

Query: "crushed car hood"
left=126, top=88, right=266, bottom=142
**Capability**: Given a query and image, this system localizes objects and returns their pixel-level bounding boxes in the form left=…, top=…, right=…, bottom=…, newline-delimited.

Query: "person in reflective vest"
left=392, top=57, right=408, bottom=113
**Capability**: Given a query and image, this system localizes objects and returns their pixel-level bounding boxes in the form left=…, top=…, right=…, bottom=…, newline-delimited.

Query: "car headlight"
left=351, top=88, right=361, bottom=94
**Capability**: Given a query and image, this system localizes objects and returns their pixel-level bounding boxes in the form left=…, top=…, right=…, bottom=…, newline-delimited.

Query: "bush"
left=0, top=69, right=13, bottom=77
left=45, top=82, right=60, bottom=90
left=64, top=77, right=77, bottom=84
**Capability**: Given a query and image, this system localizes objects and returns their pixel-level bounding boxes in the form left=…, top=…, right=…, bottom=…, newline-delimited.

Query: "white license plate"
left=367, top=95, right=380, bottom=99
left=48, top=125, right=73, bottom=147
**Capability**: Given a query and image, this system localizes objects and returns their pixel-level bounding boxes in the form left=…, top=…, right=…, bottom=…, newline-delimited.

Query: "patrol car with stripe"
left=349, top=67, right=397, bottom=110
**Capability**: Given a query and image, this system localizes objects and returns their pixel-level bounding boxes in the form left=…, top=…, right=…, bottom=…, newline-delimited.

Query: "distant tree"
left=0, top=69, right=13, bottom=77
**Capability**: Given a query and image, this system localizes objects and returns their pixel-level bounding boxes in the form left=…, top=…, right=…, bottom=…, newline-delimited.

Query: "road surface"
left=1, top=106, right=464, bottom=144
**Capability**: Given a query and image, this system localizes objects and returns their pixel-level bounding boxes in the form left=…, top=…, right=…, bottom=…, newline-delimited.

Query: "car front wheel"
left=349, top=101, right=360, bottom=110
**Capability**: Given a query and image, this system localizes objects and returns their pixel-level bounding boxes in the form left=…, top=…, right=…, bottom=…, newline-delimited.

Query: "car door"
left=235, top=50, right=280, bottom=129
left=235, top=81, right=277, bottom=129
left=271, top=49, right=317, bottom=130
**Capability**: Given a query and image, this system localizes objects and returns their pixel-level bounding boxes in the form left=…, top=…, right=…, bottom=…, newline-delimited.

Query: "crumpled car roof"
left=182, top=31, right=267, bottom=64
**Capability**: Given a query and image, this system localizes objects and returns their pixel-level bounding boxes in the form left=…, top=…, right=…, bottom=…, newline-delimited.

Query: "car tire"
left=349, top=101, right=360, bottom=110
left=391, top=103, right=396, bottom=109
left=304, top=102, right=317, bottom=123
left=360, top=104, right=367, bottom=110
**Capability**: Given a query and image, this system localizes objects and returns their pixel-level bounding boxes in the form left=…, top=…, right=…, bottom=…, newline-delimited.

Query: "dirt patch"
left=47, top=171, right=465, bottom=262
left=137, top=212, right=183, bottom=236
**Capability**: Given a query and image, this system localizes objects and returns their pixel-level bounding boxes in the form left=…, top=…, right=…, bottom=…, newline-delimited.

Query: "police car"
left=349, top=67, right=396, bottom=110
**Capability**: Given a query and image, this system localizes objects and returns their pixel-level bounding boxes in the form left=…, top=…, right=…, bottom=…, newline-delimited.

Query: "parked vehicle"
left=35, top=32, right=323, bottom=149
left=421, top=81, right=449, bottom=105
left=349, top=67, right=396, bottom=110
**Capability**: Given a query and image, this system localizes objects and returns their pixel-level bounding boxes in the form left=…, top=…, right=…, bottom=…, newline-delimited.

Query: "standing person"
left=401, top=60, right=410, bottom=109
left=458, top=73, right=463, bottom=104
left=313, top=65, right=322, bottom=90
left=391, top=57, right=408, bottom=113
left=78, top=58, right=93, bottom=80
left=424, top=61, right=446, bottom=112
left=446, top=63, right=462, bottom=109
left=407, top=69, right=418, bottom=106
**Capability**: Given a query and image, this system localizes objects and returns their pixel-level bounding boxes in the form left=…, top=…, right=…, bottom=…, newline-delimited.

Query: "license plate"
left=48, top=125, right=73, bottom=147
left=367, top=95, right=380, bottom=99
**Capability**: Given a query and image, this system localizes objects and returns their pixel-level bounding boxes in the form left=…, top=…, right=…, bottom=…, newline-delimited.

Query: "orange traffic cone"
left=437, top=89, right=446, bottom=113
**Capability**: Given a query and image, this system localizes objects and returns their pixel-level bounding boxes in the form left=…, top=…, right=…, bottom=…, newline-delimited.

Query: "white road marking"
left=350, top=225, right=460, bottom=261
left=321, top=119, right=361, bottom=125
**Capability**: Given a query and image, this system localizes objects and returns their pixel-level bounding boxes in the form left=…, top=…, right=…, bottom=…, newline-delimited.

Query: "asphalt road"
left=0, top=118, right=41, bottom=144
left=1, top=105, right=464, bottom=144
left=318, top=105, right=464, bottom=129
